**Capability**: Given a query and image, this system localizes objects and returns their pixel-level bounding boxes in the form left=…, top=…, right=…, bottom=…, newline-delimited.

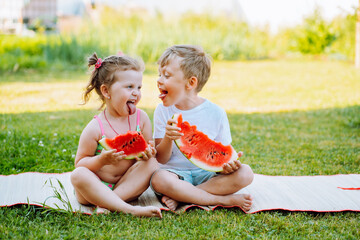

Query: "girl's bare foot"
left=132, top=206, right=162, bottom=218
left=161, top=195, right=179, bottom=211
left=228, top=194, right=253, bottom=212
left=93, top=206, right=110, bottom=215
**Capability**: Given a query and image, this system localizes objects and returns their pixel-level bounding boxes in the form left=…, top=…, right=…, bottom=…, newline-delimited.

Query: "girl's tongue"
left=127, top=102, right=136, bottom=115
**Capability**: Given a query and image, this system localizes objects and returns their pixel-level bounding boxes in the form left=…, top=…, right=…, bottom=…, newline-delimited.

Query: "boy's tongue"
left=159, top=93, right=166, bottom=99
left=127, top=102, right=136, bottom=115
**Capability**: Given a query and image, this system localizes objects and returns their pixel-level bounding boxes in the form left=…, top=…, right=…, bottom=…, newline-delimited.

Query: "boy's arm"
left=139, top=110, right=153, bottom=143
left=214, top=109, right=243, bottom=174
left=155, top=118, right=183, bottom=164
left=154, top=137, right=173, bottom=164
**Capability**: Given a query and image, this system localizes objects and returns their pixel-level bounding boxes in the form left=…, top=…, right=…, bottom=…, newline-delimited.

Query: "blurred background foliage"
left=0, top=6, right=357, bottom=73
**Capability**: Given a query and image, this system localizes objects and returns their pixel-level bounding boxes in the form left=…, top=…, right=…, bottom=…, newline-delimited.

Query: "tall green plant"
left=278, top=8, right=337, bottom=55
left=1, top=6, right=357, bottom=73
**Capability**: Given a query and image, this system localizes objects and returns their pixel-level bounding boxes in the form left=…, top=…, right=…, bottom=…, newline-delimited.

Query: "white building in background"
left=0, top=0, right=358, bottom=35
left=0, top=0, right=246, bottom=34
left=95, top=0, right=246, bottom=20
left=0, top=0, right=57, bottom=34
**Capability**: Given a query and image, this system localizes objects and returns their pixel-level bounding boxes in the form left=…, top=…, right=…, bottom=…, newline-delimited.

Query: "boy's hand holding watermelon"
left=221, top=151, right=243, bottom=175
left=171, top=113, right=244, bottom=173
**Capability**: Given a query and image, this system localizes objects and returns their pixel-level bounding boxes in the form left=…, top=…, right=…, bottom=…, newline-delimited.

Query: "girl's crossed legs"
left=71, top=158, right=162, bottom=218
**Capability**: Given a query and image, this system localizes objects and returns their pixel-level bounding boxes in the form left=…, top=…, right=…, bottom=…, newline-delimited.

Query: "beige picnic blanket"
left=1, top=172, right=359, bottom=214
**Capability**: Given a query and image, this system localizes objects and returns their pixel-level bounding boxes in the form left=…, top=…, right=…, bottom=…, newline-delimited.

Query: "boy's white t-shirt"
left=153, top=99, right=232, bottom=170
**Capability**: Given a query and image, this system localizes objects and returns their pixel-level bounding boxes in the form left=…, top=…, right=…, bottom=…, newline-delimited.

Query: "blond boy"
left=151, top=45, right=253, bottom=211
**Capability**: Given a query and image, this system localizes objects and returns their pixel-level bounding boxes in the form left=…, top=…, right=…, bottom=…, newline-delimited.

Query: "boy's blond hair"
left=158, top=45, right=211, bottom=92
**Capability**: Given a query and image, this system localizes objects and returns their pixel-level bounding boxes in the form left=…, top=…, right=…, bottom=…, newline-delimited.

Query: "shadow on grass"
left=0, top=65, right=159, bottom=83
left=0, top=69, right=89, bottom=83
left=1, top=105, right=359, bottom=176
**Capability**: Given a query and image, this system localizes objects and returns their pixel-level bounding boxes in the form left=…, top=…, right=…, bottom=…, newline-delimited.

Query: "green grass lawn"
left=1, top=60, right=359, bottom=239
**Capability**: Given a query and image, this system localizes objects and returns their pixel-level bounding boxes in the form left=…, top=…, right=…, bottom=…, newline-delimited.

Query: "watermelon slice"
left=99, top=131, right=148, bottom=159
left=172, top=113, right=238, bottom=172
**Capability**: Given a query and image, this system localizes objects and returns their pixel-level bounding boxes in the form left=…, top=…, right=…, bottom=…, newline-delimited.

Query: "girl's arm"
left=74, top=120, right=108, bottom=172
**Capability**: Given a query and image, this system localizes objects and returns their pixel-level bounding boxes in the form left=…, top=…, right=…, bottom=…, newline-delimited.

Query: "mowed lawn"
left=0, top=60, right=359, bottom=239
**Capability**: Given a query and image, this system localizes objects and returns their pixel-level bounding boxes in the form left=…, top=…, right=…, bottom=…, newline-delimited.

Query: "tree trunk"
left=356, top=0, right=360, bottom=68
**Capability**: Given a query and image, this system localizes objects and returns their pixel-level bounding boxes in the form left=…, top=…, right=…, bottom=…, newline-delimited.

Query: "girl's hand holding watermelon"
left=135, top=140, right=157, bottom=161
left=99, top=149, right=127, bottom=165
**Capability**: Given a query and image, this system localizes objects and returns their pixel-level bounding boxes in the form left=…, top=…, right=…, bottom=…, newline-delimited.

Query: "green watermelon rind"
left=98, top=138, right=144, bottom=160
left=172, top=113, right=238, bottom=172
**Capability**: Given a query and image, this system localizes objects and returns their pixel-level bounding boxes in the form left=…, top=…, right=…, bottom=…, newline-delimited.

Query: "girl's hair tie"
left=95, top=58, right=102, bottom=69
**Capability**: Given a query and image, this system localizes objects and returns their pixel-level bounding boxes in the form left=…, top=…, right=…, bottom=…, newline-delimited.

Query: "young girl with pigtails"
left=71, top=52, right=162, bottom=218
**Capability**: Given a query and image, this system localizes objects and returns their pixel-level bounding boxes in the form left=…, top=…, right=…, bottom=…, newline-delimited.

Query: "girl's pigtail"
left=88, top=52, right=99, bottom=67
left=82, top=53, right=100, bottom=105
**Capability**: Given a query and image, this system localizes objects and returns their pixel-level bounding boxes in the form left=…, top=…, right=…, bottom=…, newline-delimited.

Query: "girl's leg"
left=71, top=167, right=162, bottom=218
left=113, top=157, right=158, bottom=202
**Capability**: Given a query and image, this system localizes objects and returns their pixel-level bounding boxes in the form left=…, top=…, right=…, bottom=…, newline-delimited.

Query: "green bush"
left=280, top=9, right=336, bottom=55
left=276, top=7, right=357, bottom=59
left=0, top=7, right=357, bottom=73
left=329, top=11, right=357, bottom=60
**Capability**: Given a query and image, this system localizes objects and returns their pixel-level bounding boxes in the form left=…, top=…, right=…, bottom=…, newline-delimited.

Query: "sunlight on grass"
left=1, top=60, right=359, bottom=239
left=204, top=60, right=360, bottom=112
left=0, top=75, right=160, bottom=113
left=1, top=60, right=359, bottom=114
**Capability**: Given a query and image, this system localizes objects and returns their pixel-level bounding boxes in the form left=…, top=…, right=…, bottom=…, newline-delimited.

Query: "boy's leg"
left=113, top=157, right=158, bottom=202
left=71, top=166, right=162, bottom=218
left=151, top=166, right=253, bottom=211
left=197, top=164, right=254, bottom=195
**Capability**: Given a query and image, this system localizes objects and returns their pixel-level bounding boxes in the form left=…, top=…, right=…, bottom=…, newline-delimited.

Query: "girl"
left=71, top=53, right=162, bottom=218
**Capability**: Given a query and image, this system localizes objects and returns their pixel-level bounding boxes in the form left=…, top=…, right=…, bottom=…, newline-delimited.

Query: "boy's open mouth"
left=158, top=89, right=168, bottom=100
left=127, top=100, right=136, bottom=115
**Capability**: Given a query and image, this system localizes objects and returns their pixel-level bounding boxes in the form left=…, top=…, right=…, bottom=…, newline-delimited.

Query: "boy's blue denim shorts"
left=150, top=168, right=216, bottom=196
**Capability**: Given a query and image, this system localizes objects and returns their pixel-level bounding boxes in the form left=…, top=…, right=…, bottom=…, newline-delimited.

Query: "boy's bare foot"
left=132, top=206, right=162, bottom=218
left=228, top=194, right=253, bottom=212
left=161, top=195, right=179, bottom=211
left=93, top=206, right=110, bottom=215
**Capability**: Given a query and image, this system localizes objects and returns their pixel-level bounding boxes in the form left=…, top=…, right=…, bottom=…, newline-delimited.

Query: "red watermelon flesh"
left=173, top=113, right=238, bottom=172
left=99, top=131, right=148, bottom=159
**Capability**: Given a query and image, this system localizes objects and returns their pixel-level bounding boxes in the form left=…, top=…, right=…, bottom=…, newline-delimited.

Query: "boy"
left=151, top=45, right=254, bottom=211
